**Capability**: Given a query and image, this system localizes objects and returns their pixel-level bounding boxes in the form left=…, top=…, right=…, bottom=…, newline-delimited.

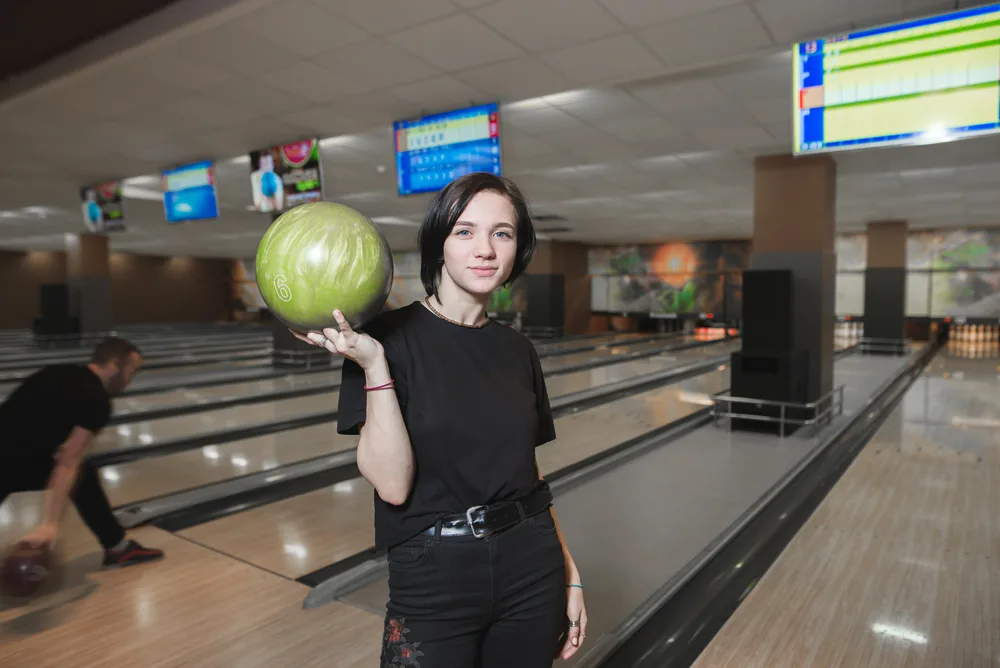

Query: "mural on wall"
left=836, top=234, right=867, bottom=271
left=835, top=229, right=1000, bottom=317
left=232, top=260, right=265, bottom=311
left=588, top=241, right=749, bottom=316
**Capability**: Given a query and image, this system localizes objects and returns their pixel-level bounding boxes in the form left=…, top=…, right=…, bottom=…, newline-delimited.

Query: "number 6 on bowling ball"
left=255, top=201, right=394, bottom=333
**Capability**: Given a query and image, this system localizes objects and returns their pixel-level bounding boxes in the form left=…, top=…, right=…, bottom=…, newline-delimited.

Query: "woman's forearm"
left=356, top=354, right=415, bottom=505
left=550, top=507, right=581, bottom=584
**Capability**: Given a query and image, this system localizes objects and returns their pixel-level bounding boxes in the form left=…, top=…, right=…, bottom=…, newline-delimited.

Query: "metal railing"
left=271, top=348, right=335, bottom=369
left=710, top=383, right=847, bottom=438
left=857, top=337, right=911, bottom=356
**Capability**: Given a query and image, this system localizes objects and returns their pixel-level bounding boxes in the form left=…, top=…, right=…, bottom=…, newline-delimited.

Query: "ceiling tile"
left=146, top=95, right=259, bottom=133
left=328, top=90, right=422, bottom=125
left=473, top=0, right=624, bottom=51
left=540, top=34, right=664, bottom=85
left=636, top=5, right=773, bottom=71
left=754, top=0, right=904, bottom=44
left=312, top=39, right=441, bottom=88
left=455, top=56, right=578, bottom=102
left=387, top=14, right=524, bottom=71
left=310, top=0, right=459, bottom=35
left=588, top=112, right=679, bottom=143
left=204, top=79, right=314, bottom=117
left=628, top=78, right=733, bottom=113
left=262, top=61, right=374, bottom=103
left=742, top=95, right=793, bottom=124
left=281, top=106, right=372, bottom=136
left=712, top=64, right=792, bottom=102
left=126, top=52, right=234, bottom=92
left=173, top=25, right=301, bottom=77
left=598, top=0, right=745, bottom=28
left=236, top=0, right=369, bottom=57
left=389, top=75, right=487, bottom=110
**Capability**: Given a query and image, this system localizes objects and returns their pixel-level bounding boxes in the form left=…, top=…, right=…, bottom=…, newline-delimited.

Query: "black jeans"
left=382, top=508, right=568, bottom=668
left=0, top=458, right=126, bottom=550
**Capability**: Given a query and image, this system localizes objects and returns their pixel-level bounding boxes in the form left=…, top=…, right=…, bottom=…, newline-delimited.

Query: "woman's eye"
left=495, top=231, right=511, bottom=239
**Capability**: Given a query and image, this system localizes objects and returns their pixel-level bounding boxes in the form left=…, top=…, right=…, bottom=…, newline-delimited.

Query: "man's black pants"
left=0, top=457, right=125, bottom=550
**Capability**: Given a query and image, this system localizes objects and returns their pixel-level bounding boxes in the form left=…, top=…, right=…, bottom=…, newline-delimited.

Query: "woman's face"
left=441, top=190, right=518, bottom=298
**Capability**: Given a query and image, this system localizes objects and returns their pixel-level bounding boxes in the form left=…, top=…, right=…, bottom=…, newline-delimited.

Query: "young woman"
left=296, top=173, right=587, bottom=666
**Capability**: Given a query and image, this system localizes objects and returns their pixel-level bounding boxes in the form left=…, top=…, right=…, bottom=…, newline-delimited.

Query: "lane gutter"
left=579, top=341, right=939, bottom=668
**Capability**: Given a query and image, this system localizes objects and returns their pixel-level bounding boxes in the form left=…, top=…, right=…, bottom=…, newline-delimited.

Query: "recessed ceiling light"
left=376, top=165, right=386, bottom=173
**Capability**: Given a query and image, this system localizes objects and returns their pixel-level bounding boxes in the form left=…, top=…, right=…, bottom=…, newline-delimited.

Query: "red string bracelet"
left=364, top=380, right=395, bottom=392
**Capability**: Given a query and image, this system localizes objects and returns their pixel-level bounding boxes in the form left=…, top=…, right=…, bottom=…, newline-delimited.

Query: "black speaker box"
left=729, top=349, right=811, bottom=435
left=39, top=284, right=70, bottom=321
left=740, top=269, right=794, bottom=354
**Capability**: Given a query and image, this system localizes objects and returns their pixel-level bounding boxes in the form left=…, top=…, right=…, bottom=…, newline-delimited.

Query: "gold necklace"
left=424, top=297, right=489, bottom=329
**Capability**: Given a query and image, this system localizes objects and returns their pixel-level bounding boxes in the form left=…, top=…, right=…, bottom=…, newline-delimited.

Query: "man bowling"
left=0, top=337, right=163, bottom=568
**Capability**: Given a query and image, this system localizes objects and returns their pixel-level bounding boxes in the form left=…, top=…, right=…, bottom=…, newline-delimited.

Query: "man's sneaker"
left=102, top=540, right=164, bottom=569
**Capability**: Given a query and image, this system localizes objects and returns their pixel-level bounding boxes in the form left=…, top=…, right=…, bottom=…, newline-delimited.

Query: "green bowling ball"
left=255, top=201, right=394, bottom=332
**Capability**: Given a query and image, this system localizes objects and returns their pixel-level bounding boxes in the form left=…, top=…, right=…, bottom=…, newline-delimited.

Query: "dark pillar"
left=730, top=154, right=837, bottom=434
left=863, top=220, right=908, bottom=354
left=66, top=233, right=113, bottom=336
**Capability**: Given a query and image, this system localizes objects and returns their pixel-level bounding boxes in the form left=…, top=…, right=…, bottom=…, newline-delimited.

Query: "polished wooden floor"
left=691, top=350, right=1000, bottom=668
left=0, top=495, right=383, bottom=668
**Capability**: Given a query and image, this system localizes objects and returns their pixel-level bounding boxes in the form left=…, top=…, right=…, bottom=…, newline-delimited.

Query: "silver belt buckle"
left=465, top=505, right=487, bottom=539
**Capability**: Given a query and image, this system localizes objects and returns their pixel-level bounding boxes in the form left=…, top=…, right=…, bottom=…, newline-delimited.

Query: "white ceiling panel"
left=261, top=61, right=374, bottom=103
left=311, top=39, right=441, bottom=90
left=637, top=5, right=774, bottom=70
left=456, top=57, right=578, bottom=102
left=1, top=0, right=999, bottom=259
left=236, top=0, right=369, bottom=58
left=598, top=0, right=746, bottom=28
left=540, top=34, right=664, bottom=85
left=309, top=0, right=459, bottom=36
left=387, top=14, right=524, bottom=71
left=473, top=0, right=625, bottom=52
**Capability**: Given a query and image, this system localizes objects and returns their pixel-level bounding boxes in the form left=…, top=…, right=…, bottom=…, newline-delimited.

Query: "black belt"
left=422, top=485, right=554, bottom=539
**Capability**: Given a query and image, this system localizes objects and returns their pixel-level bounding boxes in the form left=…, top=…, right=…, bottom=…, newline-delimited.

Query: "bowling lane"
left=112, top=369, right=338, bottom=416
left=110, top=331, right=648, bottom=416
left=540, top=336, right=695, bottom=372
left=174, top=368, right=731, bottom=580
left=101, top=344, right=733, bottom=507
left=95, top=336, right=715, bottom=454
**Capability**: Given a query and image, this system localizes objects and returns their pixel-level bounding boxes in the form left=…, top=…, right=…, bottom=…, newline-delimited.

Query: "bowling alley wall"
left=587, top=229, right=1000, bottom=322
left=0, top=249, right=232, bottom=329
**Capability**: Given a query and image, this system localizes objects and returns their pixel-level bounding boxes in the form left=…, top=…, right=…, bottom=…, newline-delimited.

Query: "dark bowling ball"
left=1, top=540, right=53, bottom=598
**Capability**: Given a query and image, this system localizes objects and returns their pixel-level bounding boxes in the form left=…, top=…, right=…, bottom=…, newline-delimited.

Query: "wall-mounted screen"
left=794, top=2, right=1000, bottom=154
left=162, top=161, right=219, bottom=223
left=249, top=138, right=323, bottom=213
left=80, top=181, right=125, bottom=233
left=394, top=102, right=501, bottom=196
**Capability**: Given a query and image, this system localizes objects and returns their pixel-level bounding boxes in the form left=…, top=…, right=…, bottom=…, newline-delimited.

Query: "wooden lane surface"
left=690, top=355, right=1000, bottom=668
left=110, top=332, right=641, bottom=416
left=0, top=493, right=382, bottom=668
left=112, top=371, right=335, bottom=415
left=97, top=335, right=693, bottom=452
left=102, top=348, right=734, bottom=508
left=175, top=369, right=730, bottom=580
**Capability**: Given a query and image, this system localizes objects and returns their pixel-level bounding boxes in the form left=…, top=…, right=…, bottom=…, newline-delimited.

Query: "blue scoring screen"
left=393, top=102, right=502, bottom=196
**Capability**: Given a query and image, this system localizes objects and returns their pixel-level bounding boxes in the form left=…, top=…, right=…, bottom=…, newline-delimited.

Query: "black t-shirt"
left=338, top=302, right=557, bottom=550
left=0, top=364, right=111, bottom=461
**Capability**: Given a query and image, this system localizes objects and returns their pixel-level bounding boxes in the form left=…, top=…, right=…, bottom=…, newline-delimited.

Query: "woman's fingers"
left=333, top=309, right=354, bottom=335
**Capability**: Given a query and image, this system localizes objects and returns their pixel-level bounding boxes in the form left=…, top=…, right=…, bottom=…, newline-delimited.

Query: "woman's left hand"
left=560, top=585, right=588, bottom=660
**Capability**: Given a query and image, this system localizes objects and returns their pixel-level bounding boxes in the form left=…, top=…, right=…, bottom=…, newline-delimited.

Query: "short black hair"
left=418, top=172, right=537, bottom=296
left=91, top=336, right=141, bottom=366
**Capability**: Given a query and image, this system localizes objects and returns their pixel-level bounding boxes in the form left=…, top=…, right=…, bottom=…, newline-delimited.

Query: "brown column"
left=66, top=233, right=113, bottom=334
left=864, top=220, right=908, bottom=348
left=523, top=240, right=590, bottom=336
left=733, top=154, right=837, bottom=430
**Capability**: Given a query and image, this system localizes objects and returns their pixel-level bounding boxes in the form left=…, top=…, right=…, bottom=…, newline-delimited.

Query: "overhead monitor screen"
left=249, top=138, right=323, bottom=213
left=794, top=3, right=1000, bottom=154
left=162, top=160, right=219, bottom=223
left=80, top=181, right=125, bottom=233
left=394, top=102, right=502, bottom=196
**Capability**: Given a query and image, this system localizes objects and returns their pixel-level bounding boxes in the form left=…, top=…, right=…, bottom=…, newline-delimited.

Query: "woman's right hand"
left=292, top=309, right=383, bottom=370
